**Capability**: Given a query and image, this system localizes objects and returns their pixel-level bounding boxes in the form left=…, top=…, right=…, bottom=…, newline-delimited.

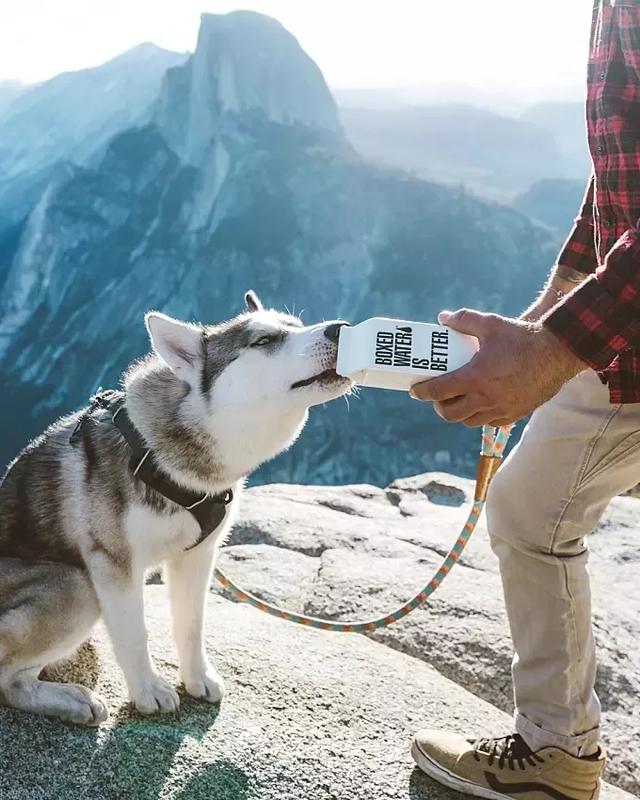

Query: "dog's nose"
left=324, top=321, right=350, bottom=343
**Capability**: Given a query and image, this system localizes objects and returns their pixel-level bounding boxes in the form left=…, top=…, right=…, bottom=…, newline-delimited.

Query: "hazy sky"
left=1, top=0, right=591, bottom=98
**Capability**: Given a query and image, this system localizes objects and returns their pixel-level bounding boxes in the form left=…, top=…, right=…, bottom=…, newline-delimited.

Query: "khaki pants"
left=486, top=370, right=640, bottom=757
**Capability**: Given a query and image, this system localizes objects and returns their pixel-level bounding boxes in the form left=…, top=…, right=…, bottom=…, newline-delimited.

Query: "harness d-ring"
left=214, top=424, right=513, bottom=633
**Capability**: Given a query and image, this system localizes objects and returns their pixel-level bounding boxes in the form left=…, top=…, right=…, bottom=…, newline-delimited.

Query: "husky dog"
left=0, top=291, right=352, bottom=725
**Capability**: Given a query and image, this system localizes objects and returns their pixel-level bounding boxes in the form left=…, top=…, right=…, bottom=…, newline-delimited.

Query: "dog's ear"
left=145, top=312, right=202, bottom=381
left=244, top=290, right=264, bottom=313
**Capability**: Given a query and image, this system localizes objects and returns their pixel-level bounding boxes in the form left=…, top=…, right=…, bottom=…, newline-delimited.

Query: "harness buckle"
left=185, top=489, right=233, bottom=510
left=185, top=493, right=209, bottom=510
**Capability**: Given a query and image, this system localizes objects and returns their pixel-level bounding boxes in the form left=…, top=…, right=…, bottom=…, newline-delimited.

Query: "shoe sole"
left=411, top=739, right=513, bottom=800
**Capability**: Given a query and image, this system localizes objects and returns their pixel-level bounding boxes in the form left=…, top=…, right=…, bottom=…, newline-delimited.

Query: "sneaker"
left=411, top=731, right=605, bottom=800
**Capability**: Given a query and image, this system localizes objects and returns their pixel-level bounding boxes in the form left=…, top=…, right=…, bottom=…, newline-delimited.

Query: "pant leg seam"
left=545, top=405, right=619, bottom=740
left=580, top=428, right=640, bottom=488
left=562, top=557, right=589, bottom=737
left=546, top=404, right=621, bottom=556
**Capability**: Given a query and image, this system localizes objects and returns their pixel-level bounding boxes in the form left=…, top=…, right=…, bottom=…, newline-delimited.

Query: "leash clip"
left=474, top=454, right=502, bottom=502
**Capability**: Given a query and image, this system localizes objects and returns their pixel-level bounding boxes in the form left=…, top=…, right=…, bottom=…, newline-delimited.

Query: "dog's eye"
left=252, top=335, right=275, bottom=347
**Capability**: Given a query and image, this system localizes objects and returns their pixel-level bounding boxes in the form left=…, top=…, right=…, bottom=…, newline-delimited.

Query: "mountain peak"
left=198, top=9, right=288, bottom=34
left=156, top=11, right=342, bottom=164
left=109, top=41, right=186, bottom=65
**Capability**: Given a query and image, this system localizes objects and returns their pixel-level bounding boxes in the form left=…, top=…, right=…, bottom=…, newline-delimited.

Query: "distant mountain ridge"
left=0, top=43, right=188, bottom=228
left=0, top=12, right=556, bottom=485
left=514, top=178, right=586, bottom=237
left=523, top=101, right=590, bottom=179
left=339, top=102, right=589, bottom=201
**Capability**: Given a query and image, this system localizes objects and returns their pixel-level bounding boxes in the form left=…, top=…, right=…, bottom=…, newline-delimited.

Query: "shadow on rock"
left=0, top=687, right=229, bottom=800
left=89, top=692, right=224, bottom=799
left=408, top=766, right=454, bottom=800
left=42, top=641, right=101, bottom=689
left=174, top=761, right=251, bottom=800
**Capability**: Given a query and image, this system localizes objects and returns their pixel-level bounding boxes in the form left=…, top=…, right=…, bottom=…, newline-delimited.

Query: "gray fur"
left=128, top=357, right=221, bottom=482
left=1, top=406, right=151, bottom=571
left=200, top=311, right=302, bottom=396
left=0, top=293, right=352, bottom=725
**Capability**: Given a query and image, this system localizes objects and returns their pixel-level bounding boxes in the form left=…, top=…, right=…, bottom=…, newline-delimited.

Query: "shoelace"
left=472, top=734, right=545, bottom=771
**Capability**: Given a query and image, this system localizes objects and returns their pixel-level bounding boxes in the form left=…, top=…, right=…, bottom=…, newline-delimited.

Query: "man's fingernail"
left=409, top=387, right=421, bottom=400
left=438, top=310, right=452, bottom=324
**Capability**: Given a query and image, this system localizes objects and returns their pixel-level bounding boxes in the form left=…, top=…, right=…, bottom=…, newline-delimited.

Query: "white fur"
left=0, top=295, right=352, bottom=724
left=145, top=312, right=202, bottom=384
left=108, top=306, right=350, bottom=712
left=81, top=490, right=240, bottom=712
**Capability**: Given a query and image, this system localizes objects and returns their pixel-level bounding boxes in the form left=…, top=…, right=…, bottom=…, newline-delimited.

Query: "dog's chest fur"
left=123, top=500, right=235, bottom=568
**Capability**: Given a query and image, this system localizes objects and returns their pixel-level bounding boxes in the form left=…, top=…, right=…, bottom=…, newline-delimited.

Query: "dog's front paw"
left=184, top=669, right=225, bottom=704
left=49, top=684, right=109, bottom=726
left=130, top=674, right=180, bottom=715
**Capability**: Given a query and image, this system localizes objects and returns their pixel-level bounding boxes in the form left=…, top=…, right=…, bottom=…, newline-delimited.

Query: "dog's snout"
left=324, top=321, right=350, bottom=344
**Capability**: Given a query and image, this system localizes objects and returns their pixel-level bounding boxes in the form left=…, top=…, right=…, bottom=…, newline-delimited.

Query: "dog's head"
left=144, top=291, right=353, bottom=418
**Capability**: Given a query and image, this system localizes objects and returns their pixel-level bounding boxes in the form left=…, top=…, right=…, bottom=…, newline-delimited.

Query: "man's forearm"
left=521, top=264, right=590, bottom=323
left=522, top=175, right=597, bottom=323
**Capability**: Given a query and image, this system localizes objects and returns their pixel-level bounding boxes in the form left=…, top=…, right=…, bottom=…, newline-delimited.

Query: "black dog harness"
left=71, top=390, right=233, bottom=551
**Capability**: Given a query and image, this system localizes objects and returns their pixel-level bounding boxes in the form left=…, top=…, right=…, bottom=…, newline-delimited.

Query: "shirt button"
left=603, top=218, right=613, bottom=228
left=596, top=145, right=604, bottom=155
left=600, top=71, right=606, bottom=80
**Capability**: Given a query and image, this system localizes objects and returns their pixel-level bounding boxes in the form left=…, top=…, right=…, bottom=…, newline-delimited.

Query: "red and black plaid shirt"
left=544, top=0, right=640, bottom=403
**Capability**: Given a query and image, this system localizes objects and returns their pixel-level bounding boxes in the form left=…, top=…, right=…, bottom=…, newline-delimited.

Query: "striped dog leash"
left=213, top=424, right=513, bottom=634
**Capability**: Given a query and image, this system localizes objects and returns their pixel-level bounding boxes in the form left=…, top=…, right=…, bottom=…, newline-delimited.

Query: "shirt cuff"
left=544, top=229, right=640, bottom=371
left=556, top=219, right=597, bottom=274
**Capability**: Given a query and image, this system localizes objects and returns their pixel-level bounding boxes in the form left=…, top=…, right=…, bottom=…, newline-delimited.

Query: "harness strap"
left=71, top=389, right=233, bottom=551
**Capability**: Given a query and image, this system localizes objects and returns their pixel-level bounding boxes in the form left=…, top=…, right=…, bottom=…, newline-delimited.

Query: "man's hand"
left=410, top=309, right=585, bottom=426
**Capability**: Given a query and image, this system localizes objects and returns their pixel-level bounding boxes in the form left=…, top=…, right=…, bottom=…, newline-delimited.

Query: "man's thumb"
left=438, top=308, right=490, bottom=338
